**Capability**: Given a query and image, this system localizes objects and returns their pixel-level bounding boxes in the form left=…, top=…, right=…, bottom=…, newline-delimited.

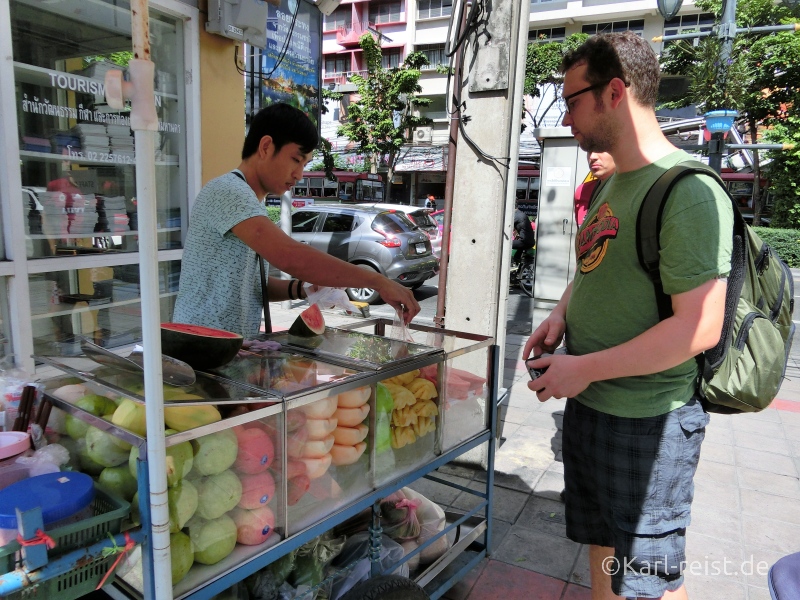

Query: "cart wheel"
left=340, top=575, right=430, bottom=600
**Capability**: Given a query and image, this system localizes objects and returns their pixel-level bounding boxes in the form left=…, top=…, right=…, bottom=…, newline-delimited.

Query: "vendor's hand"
left=377, top=280, right=420, bottom=324
left=527, top=354, right=588, bottom=401
left=523, top=313, right=566, bottom=360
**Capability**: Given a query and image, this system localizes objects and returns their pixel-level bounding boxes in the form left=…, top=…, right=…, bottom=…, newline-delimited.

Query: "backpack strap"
left=636, top=160, right=748, bottom=385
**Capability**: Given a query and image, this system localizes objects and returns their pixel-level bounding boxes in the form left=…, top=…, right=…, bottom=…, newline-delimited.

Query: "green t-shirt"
left=566, top=151, right=734, bottom=417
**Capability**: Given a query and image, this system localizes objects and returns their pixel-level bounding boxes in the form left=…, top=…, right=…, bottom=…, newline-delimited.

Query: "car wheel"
left=340, top=575, right=430, bottom=600
left=346, top=265, right=381, bottom=304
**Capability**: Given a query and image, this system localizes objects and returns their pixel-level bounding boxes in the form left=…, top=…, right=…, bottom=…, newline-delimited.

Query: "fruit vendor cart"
left=3, top=318, right=499, bottom=600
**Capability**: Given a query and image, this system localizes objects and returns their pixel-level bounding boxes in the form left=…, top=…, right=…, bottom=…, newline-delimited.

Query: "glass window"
left=11, top=0, right=187, bottom=259
left=372, top=212, right=414, bottom=234
left=292, top=211, right=320, bottom=233
left=321, top=213, right=355, bottom=233
left=418, top=0, right=452, bottom=20
left=528, top=28, right=566, bottom=43
left=324, top=6, right=351, bottom=31
left=323, top=180, right=338, bottom=197
left=308, top=177, right=325, bottom=197
left=30, top=261, right=180, bottom=353
left=325, top=56, right=349, bottom=74
left=382, top=51, right=402, bottom=69
left=516, top=177, right=530, bottom=202
left=583, top=20, right=644, bottom=36
left=664, top=12, right=715, bottom=36
left=370, top=1, right=402, bottom=24
left=418, top=44, right=446, bottom=70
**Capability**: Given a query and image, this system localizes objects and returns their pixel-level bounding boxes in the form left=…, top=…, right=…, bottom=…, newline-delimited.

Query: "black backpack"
left=593, top=160, right=795, bottom=413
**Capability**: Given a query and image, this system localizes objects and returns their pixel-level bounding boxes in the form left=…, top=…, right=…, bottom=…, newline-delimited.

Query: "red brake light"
left=374, top=229, right=402, bottom=247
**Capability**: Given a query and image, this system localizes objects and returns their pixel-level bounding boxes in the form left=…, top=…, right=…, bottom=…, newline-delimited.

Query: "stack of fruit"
left=379, top=371, right=439, bottom=449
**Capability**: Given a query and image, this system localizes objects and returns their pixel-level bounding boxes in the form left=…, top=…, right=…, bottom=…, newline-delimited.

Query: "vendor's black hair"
left=242, top=103, right=318, bottom=159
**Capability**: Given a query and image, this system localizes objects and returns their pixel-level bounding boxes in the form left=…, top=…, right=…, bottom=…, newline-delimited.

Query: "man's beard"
left=578, top=105, right=617, bottom=154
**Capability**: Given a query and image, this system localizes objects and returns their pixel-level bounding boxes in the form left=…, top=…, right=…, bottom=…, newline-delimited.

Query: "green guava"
left=170, top=531, right=194, bottom=584
left=186, top=514, right=238, bottom=565
left=190, top=429, right=238, bottom=476
left=98, top=465, right=138, bottom=502
left=128, top=430, right=193, bottom=487
left=195, top=470, right=242, bottom=520
left=86, top=418, right=130, bottom=467
left=168, top=479, right=199, bottom=532
left=77, top=438, right=107, bottom=476
left=65, top=393, right=118, bottom=440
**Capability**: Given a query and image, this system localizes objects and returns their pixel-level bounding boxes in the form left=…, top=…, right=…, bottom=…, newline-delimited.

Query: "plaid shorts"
left=562, top=397, right=709, bottom=598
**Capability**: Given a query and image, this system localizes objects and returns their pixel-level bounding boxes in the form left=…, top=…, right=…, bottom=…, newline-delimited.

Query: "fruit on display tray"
left=160, top=322, right=244, bottom=370
left=288, top=304, right=326, bottom=337
left=378, top=371, right=439, bottom=449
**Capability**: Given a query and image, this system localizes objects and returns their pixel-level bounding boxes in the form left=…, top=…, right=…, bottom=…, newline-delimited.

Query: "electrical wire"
left=262, top=0, right=302, bottom=80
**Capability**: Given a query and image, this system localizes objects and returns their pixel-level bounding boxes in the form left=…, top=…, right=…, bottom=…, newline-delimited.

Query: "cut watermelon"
left=161, top=323, right=243, bottom=370
left=288, top=304, right=325, bottom=337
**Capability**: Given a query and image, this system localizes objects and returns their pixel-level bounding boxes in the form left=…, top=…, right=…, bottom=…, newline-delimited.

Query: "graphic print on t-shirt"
left=576, top=202, right=619, bottom=273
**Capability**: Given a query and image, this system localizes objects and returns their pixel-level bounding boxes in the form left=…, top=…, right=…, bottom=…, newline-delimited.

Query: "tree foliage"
left=523, top=34, right=588, bottom=127
left=336, top=33, right=432, bottom=199
left=658, top=0, right=800, bottom=225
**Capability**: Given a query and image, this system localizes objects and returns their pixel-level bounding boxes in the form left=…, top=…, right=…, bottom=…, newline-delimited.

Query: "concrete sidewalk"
left=266, top=290, right=800, bottom=600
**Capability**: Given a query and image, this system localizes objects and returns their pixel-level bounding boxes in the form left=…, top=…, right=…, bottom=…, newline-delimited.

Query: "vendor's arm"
left=232, top=216, right=420, bottom=321
left=528, top=278, right=726, bottom=400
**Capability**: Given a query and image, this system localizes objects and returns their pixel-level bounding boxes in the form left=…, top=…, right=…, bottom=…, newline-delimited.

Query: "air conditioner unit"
left=414, top=127, right=433, bottom=143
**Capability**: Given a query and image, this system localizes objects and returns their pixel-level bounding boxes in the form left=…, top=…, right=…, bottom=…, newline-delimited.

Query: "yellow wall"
left=199, top=3, right=245, bottom=185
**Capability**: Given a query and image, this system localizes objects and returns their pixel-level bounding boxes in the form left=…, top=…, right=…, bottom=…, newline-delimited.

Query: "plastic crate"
left=0, top=486, right=129, bottom=599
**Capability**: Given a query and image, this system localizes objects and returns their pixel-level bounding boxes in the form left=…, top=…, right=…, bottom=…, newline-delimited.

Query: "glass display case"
left=32, top=320, right=495, bottom=598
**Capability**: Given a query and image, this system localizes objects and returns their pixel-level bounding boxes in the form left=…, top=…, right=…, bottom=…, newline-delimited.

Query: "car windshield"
left=372, top=212, right=417, bottom=234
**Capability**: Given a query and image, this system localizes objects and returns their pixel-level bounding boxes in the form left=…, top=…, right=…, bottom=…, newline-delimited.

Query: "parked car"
left=359, top=203, right=442, bottom=258
left=290, top=205, right=439, bottom=304
left=430, top=209, right=444, bottom=235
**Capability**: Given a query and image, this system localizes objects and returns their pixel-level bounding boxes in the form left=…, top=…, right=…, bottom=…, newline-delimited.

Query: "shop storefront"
left=0, top=0, right=202, bottom=373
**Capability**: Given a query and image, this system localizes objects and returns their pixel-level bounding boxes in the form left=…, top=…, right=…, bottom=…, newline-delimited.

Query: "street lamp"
left=656, top=0, right=683, bottom=21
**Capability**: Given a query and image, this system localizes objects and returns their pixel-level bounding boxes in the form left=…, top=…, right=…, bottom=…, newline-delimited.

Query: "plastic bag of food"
left=304, top=285, right=360, bottom=315
left=380, top=489, right=422, bottom=541
left=404, top=488, right=450, bottom=564
left=288, top=531, right=346, bottom=592
left=328, top=533, right=408, bottom=600
left=14, top=443, right=69, bottom=476
left=245, top=551, right=297, bottom=600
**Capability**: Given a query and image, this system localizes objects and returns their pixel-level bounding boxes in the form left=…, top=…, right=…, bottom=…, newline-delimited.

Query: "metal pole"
left=129, top=0, right=173, bottom=597
left=433, top=1, right=467, bottom=329
left=706, top=0, right=738, bottom=173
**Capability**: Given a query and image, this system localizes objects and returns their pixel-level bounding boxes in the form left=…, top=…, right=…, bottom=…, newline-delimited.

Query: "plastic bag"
left=389, top=309, right=415, bottom=343
left=329, top=533, right=408, bottom=600
left=15, top=443, right=68, bottom=476
left=245, top=551, right=297, bottom=600
left=304, top=285, right=360, bottom=315
left=288, top=531, right=346, bottom=591
left=404, top=488, right=450, bottom=564
left=380, top=489, right=422, bottom=541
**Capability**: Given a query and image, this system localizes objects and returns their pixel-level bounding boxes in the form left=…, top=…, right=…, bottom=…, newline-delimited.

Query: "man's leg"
left=589, top=545, right=690, bottom=600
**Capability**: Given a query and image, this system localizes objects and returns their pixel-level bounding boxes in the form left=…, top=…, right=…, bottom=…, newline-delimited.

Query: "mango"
left=164, top=404, right=221, bottom=432
left=112, top=399, right=147, bottom=437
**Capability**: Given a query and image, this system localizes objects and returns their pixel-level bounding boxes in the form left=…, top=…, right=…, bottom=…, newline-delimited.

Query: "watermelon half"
left=161, top=323, right=243, bottom=370
left=288, top=304, right=326, bottom=337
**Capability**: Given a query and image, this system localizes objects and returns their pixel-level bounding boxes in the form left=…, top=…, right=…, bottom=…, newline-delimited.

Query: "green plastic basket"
left=0, top=487, right=130, bottom=600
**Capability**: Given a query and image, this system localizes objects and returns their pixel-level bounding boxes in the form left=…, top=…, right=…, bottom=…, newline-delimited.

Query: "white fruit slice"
left=332, top=423, right=369, bottom=446
left=301, top=434, right=335, bottom=458
left=300, top=454, right=332, bottom=479
left=305, top=417, right=338, bottom=440
left=334, top=404, right=370, bottom=427
left=330, top=442, right=367, bottom=466
left=300, top=396, right=338, bottom=419
left=337, top=386, right=371, bottom=408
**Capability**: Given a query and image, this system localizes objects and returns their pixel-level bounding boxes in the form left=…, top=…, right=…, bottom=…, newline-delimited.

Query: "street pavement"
left=266, top=273, right=800, bottom=600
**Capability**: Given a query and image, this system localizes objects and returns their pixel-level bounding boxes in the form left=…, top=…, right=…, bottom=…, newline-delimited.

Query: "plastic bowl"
left=0, top=432, right=30, bottom=461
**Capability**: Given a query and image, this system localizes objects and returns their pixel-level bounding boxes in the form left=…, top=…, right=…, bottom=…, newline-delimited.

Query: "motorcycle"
left=510, top=246, right=535, bottom=297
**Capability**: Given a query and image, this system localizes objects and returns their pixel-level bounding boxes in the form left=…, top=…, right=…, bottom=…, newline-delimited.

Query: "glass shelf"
left=30, top=291, right=178, bottom=320
left=20, top=150, right=180, bottom=167
left=25, top=228, right=181, bottom=240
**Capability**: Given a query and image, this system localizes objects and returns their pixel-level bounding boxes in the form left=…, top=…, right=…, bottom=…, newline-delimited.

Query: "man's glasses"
left=558, top=80, right=616, bottom=114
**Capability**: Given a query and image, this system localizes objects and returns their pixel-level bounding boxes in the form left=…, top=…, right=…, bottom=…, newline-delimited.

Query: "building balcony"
left=336, top=20, right=376, bottom=46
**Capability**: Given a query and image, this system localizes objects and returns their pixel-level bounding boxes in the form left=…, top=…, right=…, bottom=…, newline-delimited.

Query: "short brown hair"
left=561, top=32, right=661, bottom=109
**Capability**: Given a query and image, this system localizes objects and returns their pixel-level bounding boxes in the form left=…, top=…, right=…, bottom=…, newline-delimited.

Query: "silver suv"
left=290, top=205, right=439, bottom=304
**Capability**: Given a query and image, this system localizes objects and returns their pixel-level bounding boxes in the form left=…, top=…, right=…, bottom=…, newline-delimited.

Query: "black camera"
left=526, top=347, right=567, bottom=381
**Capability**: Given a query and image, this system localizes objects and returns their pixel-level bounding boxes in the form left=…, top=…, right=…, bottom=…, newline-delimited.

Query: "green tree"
left=524, top=33, right=589, bottom=128
left=336, top=33, right=432, bottom=202
left=658, top=0, right=800, bottom=224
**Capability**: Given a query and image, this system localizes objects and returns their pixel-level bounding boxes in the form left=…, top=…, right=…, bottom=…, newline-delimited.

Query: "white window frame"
left=0, top=0, right=201, bottom=373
